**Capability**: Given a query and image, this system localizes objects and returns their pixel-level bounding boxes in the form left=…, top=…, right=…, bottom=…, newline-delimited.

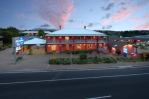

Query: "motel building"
left=22, top=27, right=138, bottom=56
left=45, top=28, right=108, bottom=53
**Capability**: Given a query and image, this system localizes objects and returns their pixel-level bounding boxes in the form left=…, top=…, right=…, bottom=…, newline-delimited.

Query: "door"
left=51, top=45, right=56, bottom=51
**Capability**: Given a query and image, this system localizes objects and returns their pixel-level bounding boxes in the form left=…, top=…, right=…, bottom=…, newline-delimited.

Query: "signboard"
left=123, top=48, right=128, bottom=53
left=12, top=37, right=24, bottom=47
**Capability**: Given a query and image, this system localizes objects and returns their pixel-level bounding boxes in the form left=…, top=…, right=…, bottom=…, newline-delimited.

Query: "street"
left=0, top=66, right=149, bottom=99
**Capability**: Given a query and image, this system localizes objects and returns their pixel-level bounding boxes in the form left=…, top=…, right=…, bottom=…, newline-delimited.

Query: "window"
left=77, top=44, right=81, bottom=49
left=51, top=45, right=56, bottom=51
left=88, top=44, right=92, bottom=49
left=65, top=44, right=69, bottom=50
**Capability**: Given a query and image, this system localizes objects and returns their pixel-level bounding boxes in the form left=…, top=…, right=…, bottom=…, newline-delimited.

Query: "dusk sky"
left=0, top=0, right=149, bottom=31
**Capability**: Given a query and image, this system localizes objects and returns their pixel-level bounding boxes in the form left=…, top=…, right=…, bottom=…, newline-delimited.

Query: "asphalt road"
left=0, top=66, right=149, bottom=99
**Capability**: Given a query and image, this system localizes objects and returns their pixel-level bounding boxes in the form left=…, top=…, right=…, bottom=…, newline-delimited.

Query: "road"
left=0, top=66, right=149, bottom=99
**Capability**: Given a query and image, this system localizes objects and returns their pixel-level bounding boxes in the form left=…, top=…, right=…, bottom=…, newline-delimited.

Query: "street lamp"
left=114, top=45, right=117, bottom=54
left=134, top=45, right=138, bottom=53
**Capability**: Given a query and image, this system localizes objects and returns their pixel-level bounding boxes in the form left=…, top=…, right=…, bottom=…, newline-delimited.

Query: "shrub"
left=115, top=49, right=121, bottom=55
left=79, top=53, right=87, bottom=60
left=46, top=51, right=56, bottom=54
left=28, top=48, right=33, bottom=55
left=16, top=56, right=23, bottom=62
left=93, top=56, right=98, bottom=64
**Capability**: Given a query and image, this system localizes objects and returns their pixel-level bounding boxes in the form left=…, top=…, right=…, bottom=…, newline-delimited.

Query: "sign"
left=12, top=37, right=24, bottom=47
left=123, top=48, right=128, bottom=53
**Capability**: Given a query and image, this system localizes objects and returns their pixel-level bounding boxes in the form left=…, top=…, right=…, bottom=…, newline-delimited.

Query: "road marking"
left=0, top=72, right=149, bottom=85
left=86, top=95, right=112, bottom=99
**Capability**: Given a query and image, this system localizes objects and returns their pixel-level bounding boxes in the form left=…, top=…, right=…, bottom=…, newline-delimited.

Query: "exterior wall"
left=109, top=44, right=134, bottom=55
left=46, top=36, right=108, bottom=52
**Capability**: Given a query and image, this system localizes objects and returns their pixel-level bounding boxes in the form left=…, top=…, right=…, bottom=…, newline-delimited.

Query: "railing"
left=47, top=39, right=107, bottom=44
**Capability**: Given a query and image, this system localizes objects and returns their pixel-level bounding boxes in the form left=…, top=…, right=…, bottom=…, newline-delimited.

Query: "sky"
left=0, top=0, right=149, bottom=31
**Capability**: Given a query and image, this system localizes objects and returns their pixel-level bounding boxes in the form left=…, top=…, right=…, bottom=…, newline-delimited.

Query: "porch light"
left=84, top=44, right=85, bottom=45
left=60, top=45, right=61, bottom=46
left=59, top=36, right=61, bottom=38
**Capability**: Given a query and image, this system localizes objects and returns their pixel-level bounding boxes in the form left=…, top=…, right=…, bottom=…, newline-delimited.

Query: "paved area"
left=0, top=46, right=149, bottom=72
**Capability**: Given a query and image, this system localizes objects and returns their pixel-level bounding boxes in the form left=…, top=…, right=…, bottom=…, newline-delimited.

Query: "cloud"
left=87, top=22, right=100, bottom=28
left=101, top=3, right=114, bottom=10
left=16, top=14, right=25, bottom=18
left=16, top=14, right=40, bottom=21
left=68, top=19, right=74, bottom=22
left=19, top=25, right=25, bottom=28
left=135, top=22, right=149, bottom=30
left=130, top=17, right=143, bottom=23
left=88, top=23, right=93, bottom=27
left=102, top=25, right=112, bottom=29
left=40, top=23, right=50, bottom=27
left=89, top=9, right=93, bottom=12
left=102, top=13, right=111, bottom=19
left=101, top=5, right=143, bottom=25
left=38, top=0, right=74, bottom=29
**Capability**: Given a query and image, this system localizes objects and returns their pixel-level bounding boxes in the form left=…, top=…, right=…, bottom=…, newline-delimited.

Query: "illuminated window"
left=77, top=44, right=81, bottom=49
left=99, top=44, right=102, bottom=47
left=65, top=44, right=69, bottom=50
left=51, top=45, right=56, bottom=51
left=88, top=44, right=92, bottom=49
left=65, top=36, right=69, bottom=40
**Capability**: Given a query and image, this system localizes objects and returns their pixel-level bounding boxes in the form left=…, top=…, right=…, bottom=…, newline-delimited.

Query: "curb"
left=0, top=65, right=149, bottom=74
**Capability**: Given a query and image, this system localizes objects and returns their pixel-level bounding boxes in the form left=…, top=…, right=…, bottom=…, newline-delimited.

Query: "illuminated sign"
left=12, top=37, right=24, bottom=47
left=123, top=48, right=128, bottom=53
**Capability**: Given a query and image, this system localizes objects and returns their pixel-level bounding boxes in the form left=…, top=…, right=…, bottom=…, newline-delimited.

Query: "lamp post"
left=114, top=45, right=117, bottom=54
left=135, top=45, right=138, bottom=53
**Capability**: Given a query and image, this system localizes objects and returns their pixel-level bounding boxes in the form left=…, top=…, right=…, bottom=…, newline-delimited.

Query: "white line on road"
left=0, top=72, right=149, bottom=85
left=86, top=95, right=112, bottom=99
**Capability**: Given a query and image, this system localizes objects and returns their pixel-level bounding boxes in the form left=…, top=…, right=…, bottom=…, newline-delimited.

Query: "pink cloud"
left=101, top=5, right=143, bottom=25
left=135, top=22, right=149, bottom=30
left=38, top=0, right=74, bottom=29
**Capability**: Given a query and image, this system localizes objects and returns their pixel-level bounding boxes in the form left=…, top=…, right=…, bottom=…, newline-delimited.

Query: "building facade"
left=45, top=28, right=108, bottom=52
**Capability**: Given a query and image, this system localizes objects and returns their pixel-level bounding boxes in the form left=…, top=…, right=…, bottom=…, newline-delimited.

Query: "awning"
left=24, top=38, right=46, bottom=45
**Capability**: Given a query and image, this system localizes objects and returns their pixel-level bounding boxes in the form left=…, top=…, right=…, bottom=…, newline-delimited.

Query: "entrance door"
left=65, top=44, right=69, bottom=50
left=51, top=45, right=56, bottom=51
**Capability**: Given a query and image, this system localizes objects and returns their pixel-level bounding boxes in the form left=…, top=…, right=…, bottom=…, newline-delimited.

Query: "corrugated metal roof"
left=21, top=31, right=51, bottom=34
left=46, top=28, right=107, bottom=36
left=24, top=38, right=46, bottom=45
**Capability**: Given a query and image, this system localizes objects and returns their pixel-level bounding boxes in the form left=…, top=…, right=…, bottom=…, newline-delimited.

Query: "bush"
left=115, top=49, right=121, bottom=55
left=16, top=56, right=23, bottom=62
left=46, top=50, right=56, bottom=54
left=79, top=53, right=87, bottom=60
left=93, top=56, right=98, bottom=64
left=28, top=48, right=33, bottom=55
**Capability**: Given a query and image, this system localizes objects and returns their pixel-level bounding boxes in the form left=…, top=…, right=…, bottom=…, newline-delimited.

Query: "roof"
left=21, top=31, right=51, bottom=34
left=46, top=28, right=107, bottom=36
left=24, top=38, right=46, bottom=45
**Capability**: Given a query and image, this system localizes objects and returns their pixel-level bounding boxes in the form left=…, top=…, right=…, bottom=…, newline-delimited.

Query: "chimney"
left=84, top=26, right=86, bottom=29
left=59, top=25, right=61, bottom=30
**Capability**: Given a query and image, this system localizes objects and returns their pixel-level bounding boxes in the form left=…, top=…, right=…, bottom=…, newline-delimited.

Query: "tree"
left=7, top=27, right=19, bottom=37
left=0, top=31, right=12, bottom=43
left=115, top=49, right=121, bottom=56
left=38, top=29, right=44, bottom=38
